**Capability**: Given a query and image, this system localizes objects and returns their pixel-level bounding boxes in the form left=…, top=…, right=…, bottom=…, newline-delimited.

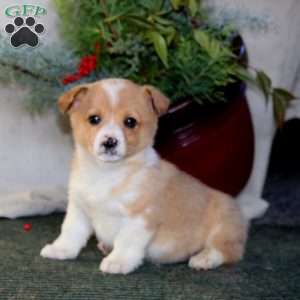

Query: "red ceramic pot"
left=154, top=36, right=253, bottom=196
left=154, top=86, right=253, bottom=196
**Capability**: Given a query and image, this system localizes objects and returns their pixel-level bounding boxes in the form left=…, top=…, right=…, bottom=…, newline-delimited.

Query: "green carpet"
left=0, top=215, right=299, bottom=300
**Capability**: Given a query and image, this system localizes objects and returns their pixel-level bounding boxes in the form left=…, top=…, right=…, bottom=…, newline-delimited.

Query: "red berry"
left=62, top=54, right=97, bottom=84
left=62, top=73, right=82, bottom=85
left=78, top=55, right=97, bottom=75
left=23, top=223, right=32, bottom=231
left=78, top=66, right=90, bottom=76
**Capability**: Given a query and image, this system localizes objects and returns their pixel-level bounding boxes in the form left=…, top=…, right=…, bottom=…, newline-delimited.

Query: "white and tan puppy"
left=40, top=79, right=250, bottom=274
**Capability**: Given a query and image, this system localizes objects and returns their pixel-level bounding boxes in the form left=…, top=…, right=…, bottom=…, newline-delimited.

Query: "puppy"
left=41, top=78, right=250, bottom=274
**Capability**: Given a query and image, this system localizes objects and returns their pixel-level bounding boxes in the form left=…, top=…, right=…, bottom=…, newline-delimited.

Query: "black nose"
left=102, top=137, right=118, bottom=150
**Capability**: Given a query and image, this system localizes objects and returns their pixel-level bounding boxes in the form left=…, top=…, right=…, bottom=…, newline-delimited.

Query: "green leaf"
left=193, top=30, right=222, bottom=59
left=209, top=39, right=221, bottom=59
left=103, top=14, right=123, bottom=23
left=193, top=30, right=210, bottom=51
left=272, top=88, right=296, bottom=127
left=171, top=0, right=184, bottom=10
left=152, top=16, right=175, bottom=26
left=98, top=22, right=112, bottom=42
left=166, top=28, right=177, bottom=45
left=235, top=67, right=256, bottom=84
left=272, top=90, right=287, bottom=128
left=272, top=88, right=296, bottom=103
left=256, top=71, right=272, bottom=103
left=154, top=0, right=163, bottom=12
left=154, top=23, right=176, bottom=35
left=188, top=0, right=198, bottom=17
left=146, top=31, right=168, bottom=67
left=140, top=0, right=163, bottom=12
left=126, top=15, right=154, bottom=29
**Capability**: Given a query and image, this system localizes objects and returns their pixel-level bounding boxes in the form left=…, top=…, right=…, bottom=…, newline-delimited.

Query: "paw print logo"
left=5, top=16, right=44, bottom=48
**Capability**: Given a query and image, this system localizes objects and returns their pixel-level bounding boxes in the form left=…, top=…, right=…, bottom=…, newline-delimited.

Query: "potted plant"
left=54, top=0, right=257, bottom=195
left=0, top=0, right=293, bottom=195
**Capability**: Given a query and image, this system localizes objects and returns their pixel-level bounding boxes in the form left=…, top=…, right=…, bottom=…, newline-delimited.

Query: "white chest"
left=88, top=202, right=122, bottom=246
left=70, top=161, right=140, bottom=246
left=69, top=146, right=159, bottom=246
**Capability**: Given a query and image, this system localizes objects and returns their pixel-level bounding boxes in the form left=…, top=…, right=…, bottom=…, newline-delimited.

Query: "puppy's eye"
left=124, top=117, right=137, bottom=129
left=88, top=115, right=101, bottom=125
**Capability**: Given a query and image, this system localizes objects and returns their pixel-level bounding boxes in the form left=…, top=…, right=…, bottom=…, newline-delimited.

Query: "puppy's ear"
left=142, top=85, right=170, bottom=116
left=58, top=84, right=89, bottom=114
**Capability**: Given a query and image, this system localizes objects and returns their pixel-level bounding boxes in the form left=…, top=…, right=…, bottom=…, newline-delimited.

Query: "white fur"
left=237, top=193, right=269, bottom=220
left=93, top=119, right=126, bottom=162
left=0, top=187, right=67, bottom=219
left=189, top=248, right=224, bottom=270
left=100, top=217, right=153, bottom=274
left=40, top=199, right=93, bottom=260
left=147, top=241, right=175, bottom=261
left=144, top=146, right=160, bottom=167
left=101, top=79, right=125, bottom=107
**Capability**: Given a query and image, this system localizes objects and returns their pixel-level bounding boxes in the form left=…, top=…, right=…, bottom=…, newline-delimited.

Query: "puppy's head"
left=58, top=79, right=169, bottom=162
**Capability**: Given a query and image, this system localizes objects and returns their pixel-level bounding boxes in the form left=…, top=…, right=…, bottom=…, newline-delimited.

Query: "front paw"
left=100, top=254, right=141, bottom=274
left=40, top=243, right=78, bottom=260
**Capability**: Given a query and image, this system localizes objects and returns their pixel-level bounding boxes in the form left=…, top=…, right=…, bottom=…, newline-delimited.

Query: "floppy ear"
left=58, top=84, right=89, bottom=114
left=142, top=85, right=170, bottom=116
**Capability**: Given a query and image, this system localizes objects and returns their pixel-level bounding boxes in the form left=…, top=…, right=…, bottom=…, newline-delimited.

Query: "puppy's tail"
left=237, top=194, right=269, bottom=220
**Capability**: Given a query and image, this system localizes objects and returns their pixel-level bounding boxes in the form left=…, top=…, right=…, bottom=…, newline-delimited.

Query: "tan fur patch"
left=124, top=160, right=248, bottom=264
